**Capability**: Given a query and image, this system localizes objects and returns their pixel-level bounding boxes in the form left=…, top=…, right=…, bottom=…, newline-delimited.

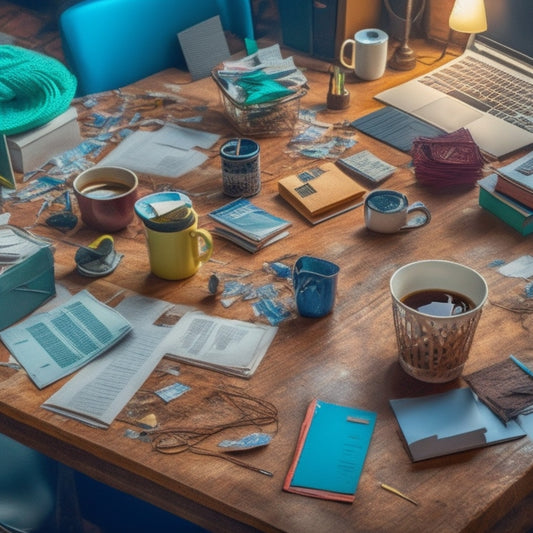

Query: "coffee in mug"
left=401, top=289, right=476, bottom=317
left=73, top=166, right=138, bottom=232
left=390, top=260, right=488, bottom=383
left=364, top=190, right=430, bottom=233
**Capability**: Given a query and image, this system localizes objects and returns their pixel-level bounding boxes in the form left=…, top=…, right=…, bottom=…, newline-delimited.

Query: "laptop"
left=375, top=0, right=533, bottom=158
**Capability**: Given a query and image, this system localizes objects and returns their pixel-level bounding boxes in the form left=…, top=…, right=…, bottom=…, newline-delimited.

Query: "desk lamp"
left=436, top=0, right=487, bottom=61
left=389, top=0, right=417, bottom=71
left=449, top=0, right=487, bottom=43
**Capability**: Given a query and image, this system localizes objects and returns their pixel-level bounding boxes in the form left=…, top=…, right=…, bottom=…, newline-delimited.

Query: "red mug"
left=73, top=166, right=138, bottom=232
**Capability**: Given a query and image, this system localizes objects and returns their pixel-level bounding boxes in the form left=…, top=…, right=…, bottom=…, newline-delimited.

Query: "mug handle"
left=190, top=228, right=213, bottom=264
left=339, top=39, right=355, bottom=70
left=400, top=201, right=431, bottom=230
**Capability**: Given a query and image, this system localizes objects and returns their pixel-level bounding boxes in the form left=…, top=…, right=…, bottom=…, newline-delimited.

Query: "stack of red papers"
left=412, top=129, right=484, bottom=189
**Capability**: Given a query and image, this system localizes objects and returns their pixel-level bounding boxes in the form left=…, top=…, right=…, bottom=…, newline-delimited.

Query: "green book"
left=478, top=174, right=533, bottom=236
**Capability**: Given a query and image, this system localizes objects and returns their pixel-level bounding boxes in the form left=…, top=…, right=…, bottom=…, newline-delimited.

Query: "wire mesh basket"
left=211, top=69, right=306, bottom=137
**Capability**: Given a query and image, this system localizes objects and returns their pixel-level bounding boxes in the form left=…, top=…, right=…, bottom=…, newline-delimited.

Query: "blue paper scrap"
left=155, top=382, right=190, bottom=403
left=218, top=432, right=272, bottom=450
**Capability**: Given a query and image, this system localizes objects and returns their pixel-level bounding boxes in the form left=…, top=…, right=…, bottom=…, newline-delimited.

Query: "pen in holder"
left=327, top=66, right=350, bottom=110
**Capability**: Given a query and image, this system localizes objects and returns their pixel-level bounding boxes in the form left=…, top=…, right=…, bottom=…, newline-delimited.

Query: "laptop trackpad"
left=415, top=97, right=483, bottom=131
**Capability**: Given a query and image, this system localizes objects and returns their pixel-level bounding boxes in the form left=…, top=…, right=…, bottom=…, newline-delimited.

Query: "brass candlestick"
left=389, top=0, right=417, bottom=70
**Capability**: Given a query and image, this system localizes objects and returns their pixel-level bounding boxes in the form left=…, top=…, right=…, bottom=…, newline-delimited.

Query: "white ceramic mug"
left=364, top=190, right=430, bottom=234
left=340, top=28, right=388, bottom=81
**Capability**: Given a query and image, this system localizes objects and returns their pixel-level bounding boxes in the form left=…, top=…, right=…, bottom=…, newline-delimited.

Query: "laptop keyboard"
left=419, top=56, right=533, bottom=133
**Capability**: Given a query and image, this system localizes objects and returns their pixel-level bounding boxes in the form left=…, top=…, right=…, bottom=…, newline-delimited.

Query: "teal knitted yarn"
left=0, top=45, right=77, bottom=135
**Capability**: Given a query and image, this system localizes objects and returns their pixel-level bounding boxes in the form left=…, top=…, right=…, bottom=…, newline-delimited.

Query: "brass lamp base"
left=389, top=44, right=417, bottom=71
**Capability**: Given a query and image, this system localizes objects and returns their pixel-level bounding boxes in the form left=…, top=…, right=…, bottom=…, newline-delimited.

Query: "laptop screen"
left=478, top=0, right=533, bottom=63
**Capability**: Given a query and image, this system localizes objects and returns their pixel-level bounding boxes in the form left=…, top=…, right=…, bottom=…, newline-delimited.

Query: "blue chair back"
left=59, top=0, right=254, bottom=96
left=0, top=434, right=56, bottom=532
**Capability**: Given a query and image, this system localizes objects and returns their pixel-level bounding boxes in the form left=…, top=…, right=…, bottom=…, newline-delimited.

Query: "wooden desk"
left=1, top=41, right=533, bottom=532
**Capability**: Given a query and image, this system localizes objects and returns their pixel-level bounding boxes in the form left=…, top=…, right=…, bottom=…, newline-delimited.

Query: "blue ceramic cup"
left=293, top=256, right=340, bottom=318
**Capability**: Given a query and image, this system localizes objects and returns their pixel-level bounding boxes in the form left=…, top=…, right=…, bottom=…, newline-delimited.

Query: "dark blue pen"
left=509, top=355, right=533, bottom=378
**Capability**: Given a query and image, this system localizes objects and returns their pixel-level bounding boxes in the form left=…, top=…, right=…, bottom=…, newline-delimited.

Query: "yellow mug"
left=144, top=211, right=213, bottom=280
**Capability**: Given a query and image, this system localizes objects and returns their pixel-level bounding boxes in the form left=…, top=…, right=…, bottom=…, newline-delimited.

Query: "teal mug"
left=293, top=256, right=340, bottom=318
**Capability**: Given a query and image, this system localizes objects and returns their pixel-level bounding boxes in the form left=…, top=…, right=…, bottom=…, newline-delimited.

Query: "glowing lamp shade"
left=449, top=0, right=487, bottom=33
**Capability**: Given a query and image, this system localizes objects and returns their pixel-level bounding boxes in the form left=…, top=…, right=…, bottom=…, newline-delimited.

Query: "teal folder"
left=283, top=399, right=376, bottom=502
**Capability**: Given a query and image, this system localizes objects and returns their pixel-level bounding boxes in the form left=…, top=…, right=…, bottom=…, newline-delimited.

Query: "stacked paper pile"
left=412, top=128, right=484, bottom=189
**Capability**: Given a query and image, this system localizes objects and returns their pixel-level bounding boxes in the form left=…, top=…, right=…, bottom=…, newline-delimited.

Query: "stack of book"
left=277, top=161, right=367, bottom=224
left=208, top=198, right=291, bottom=253
left=478, top=151, right=533, bottom=235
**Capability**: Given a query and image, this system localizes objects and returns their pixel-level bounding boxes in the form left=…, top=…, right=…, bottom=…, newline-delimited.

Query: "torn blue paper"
left=155, top=382, right=190, bottom=403
left=263, top=261, right=292, bottom=279
left=253, top=298, right=291, bottom=325
left=498, top=255, right=533, bottom=278
left=525, top=282, right=533, bottom=298
left=218, top=432, right=272, bottom=451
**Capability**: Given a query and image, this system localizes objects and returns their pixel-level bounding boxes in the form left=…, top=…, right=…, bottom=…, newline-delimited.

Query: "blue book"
left=208, top=198, right=291, bottom=253
left=283, top=399, right=376, bottom=502
left=390, top=387, right=526, bottom=462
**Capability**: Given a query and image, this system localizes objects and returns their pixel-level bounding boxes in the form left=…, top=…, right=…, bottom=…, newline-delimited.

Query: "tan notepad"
left=278, top=162, right=366, bottom=224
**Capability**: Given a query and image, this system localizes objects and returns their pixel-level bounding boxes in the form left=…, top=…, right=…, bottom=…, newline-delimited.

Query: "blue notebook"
left=283, top=399, right=376, bottom=502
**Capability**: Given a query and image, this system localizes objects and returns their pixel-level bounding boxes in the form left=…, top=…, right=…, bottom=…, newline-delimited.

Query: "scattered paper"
left=42, top=294, right=174, bottom=427
left=98, top=124, right=220, bottom=178
left=1, top=290, right=132, bottom=389
left=155, top=310, right=278, bottom=378
left=498, top=255, right=533, bottom=279
left=178, top=16, right=230, bottom=80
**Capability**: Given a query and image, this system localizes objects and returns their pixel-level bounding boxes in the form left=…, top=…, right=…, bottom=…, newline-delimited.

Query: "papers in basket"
left=214, top=44, right=307, bottom=105
left=154, top=311, right=278, bottom=378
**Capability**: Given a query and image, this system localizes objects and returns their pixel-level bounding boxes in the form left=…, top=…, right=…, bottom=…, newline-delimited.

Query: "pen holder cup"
left=327, top=90, right=350, bottom=111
